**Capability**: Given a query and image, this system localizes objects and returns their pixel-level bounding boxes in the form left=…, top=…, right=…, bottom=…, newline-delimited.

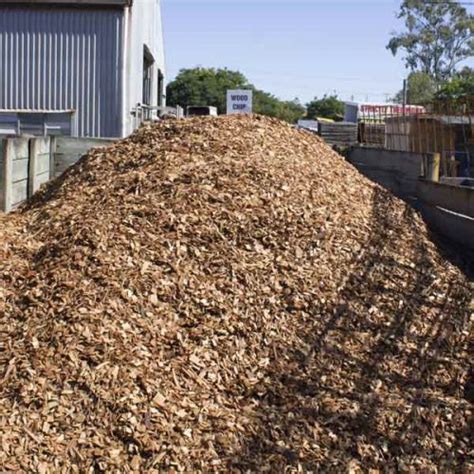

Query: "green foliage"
left=305, top=95, right=344, bottom=121
left=393, top=72, right=436, bottom=105
left=387, top=0, right=474, bottom=82
left=166, top=68, right=249, bottom=115
left=435, top=67, right=474, bottom=100
left=254, top=91, right=305, bottom=123
left=278, top=99, right=306, bottom=124
left=166, top=67, right=306, bottom=123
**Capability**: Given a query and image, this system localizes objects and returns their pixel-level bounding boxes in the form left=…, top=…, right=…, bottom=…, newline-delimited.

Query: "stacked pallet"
left=359, top=122, right=386, bottom=146
left=318, top=121, right=358, bottom=147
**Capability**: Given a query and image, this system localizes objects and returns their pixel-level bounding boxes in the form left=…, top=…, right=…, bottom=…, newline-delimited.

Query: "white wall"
left=123, top=0, right=166, bottom=136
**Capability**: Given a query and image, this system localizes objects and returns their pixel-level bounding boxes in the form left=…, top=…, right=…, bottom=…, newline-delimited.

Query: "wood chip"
left=0, top=115, right=472, bottom=471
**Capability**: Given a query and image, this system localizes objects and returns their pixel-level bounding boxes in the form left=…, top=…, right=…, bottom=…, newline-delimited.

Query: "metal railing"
left=131, top=104, right=185, bottom=129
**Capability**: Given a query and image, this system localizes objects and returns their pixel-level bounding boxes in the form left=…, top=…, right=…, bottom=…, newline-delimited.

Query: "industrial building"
left=0, top=0, right=166, bottom=138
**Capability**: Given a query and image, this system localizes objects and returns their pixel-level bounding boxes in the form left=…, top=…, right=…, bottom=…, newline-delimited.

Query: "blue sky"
left=161, top=0, right=471, bottom=104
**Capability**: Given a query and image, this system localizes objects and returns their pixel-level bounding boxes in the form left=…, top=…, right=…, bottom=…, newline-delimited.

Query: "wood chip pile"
left=1, top=115, right=472, bottom=472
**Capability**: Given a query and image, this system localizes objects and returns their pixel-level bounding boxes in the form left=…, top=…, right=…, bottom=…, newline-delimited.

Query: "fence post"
left=427, top=152, right=441, bottom=182
left=28, top=138, right=38, bottom=197
left=50, top=136, right=57, bottom=180
left=29, top=137, right=53, bottom=196
left=1, top=139, right=13, bottom=213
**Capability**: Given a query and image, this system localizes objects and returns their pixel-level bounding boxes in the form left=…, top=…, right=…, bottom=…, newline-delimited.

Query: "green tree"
left=305, top=95, right=344, bottom=121
left=166, top=67, right=306, bottom=123
left=166, top=67, right=249, bottom=115
left=387, top=0, right=474, bottom=82
left=392, top=72, right=436, bottom=105
left=278, top=99, right=306, bottom=123
left=253, top=91, right=305, bottom=122
left=435, top=67, right=474, bottom=100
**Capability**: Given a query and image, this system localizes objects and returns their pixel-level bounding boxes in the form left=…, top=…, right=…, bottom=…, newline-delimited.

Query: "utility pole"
left=402, top=78, right=408, bottom=116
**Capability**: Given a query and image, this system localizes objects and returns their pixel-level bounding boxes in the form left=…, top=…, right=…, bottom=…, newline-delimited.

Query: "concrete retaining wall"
left=348, top=146, right=474, bottom=251
left=417, top=180, right=474, bottom=251
left=418, top=179, right=474, bottom=219
left=1, top=135, right=116, bottom=212
left=347, top=147, right=424, bottom=198
left=53, top=137, right=115, bottom=178
left=1, top=136, right=54, bottom=212
left=440, top=177, right=474, bottom=188
left=2, top=138, right=30, bottom=211
left=0, top=140, right=3, bottom=210
left=419, top=203, right=474, bottom=250
left=29, top=138, right=52, bottom=196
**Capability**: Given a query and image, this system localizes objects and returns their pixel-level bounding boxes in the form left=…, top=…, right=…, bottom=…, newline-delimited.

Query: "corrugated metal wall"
left=0, top=6, right=124, bottom=137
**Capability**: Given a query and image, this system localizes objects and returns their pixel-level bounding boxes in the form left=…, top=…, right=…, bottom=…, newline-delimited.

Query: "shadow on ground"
left=229, top=188, right=472, bottom=471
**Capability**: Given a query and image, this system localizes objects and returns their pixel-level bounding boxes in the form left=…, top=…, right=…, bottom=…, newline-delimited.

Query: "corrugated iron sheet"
left=0, top=6, right=124, bottom=137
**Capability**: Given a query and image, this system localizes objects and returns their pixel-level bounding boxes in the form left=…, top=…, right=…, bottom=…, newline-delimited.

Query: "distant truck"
left=344, top=102, right=425, bottom=123
left=186, top=106, right=218, bottom=117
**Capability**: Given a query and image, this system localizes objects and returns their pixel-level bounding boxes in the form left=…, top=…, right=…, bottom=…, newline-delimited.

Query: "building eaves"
left=0, top=0, right=132, bottom=6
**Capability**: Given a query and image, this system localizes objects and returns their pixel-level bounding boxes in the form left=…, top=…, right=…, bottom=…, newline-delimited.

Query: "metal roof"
left=0, top=0, right=131, bottom=6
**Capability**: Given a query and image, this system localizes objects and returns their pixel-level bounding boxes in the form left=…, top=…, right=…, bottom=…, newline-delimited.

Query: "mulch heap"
left=1, top=115, right=472, bottom=472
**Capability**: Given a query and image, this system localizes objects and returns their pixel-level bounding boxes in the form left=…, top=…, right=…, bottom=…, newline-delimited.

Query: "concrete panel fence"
left=1, top=135, right=115, bottom=212
left=52, top=137, right=115, bottom=178
left=29, top=138, right=52, bottom=196
left=1, top=137, right=44, bottom=212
